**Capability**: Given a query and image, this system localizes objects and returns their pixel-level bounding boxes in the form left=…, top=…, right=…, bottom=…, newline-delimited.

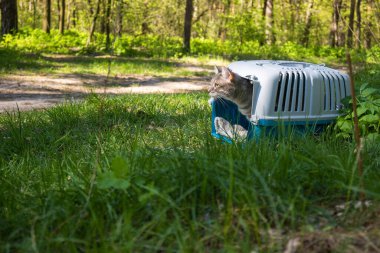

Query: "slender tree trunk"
left=217, top=1, right=228, bottom=41
left=347, top=0, right=356, bottom=48
left=57, top=0, right=60, bottom=28
left=105, top=0, right=111, bottom=50
left=329, top=0, right=342, bottom=47
left=289, top=0, right=298, bottom=41
left=66, top=0, right=71, bottom=30
left=115, top=0, right=123, bottom=37
left=364, top=0, right=374, bottom=48
left=183, top=0, right=193, bottom=53
left=33, top=0, right=36, bottom=29
left=59, top=0, right=65, bottom=34
left=86, top=0, right=100, bottom=46
left=301, top=0, right=314, bottom=46
left=263, top=0, right=275, bottom=45
left=71, top=0, right=76, bottom=28
left=1, top=0, right=18, bottom=35
left=100, top=0, right=106, bottom=34
left=141, top=0, right=149, bottom=34
left=43, top=0, right=51, bottom=33
left=355, top=0, right=361, bottom=47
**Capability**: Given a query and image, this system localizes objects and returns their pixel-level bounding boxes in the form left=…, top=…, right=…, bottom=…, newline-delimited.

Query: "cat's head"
left=209, top=66, right=250, bottom=100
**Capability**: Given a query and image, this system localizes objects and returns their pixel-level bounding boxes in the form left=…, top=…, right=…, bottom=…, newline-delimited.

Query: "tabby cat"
left=209, top=66, right=253, bottom=117
left=209, top=66, right=253, bottom=139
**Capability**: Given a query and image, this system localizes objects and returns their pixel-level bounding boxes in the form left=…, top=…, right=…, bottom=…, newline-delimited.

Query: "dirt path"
left=0, top=72, right=210, bottom=112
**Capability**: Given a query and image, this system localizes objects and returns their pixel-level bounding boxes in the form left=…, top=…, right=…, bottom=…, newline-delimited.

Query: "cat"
left=214, top=116, right=248, bottom=141
left=209, top=66, right=253, bottom=117
left=209, top=66, right=253, bottom=140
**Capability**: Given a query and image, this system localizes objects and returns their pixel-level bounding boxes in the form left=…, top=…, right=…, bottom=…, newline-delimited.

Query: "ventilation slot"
left=300, top=72, right=306, bottom=112
left=274, top=73, right=283, bottom=112
left=321, top=72, right=332, bottom=111
left=339, top=74, right=348, bottom=97
left=281, top=72, right=289, bottom=111
left=274, top=71, right=305, bottom=113
left=330, top=72, right=342, bottom=111
left=294, top=72, right=300, bottom=111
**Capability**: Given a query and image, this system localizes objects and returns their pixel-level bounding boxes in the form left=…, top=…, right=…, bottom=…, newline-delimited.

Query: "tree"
left=329, top=0, right=342, bottom=47
left=59, top=0, right=66, bottom=34
left=263, top=0, right=275, bottom=45
left=355, top=0, right=361, bottom=47
left=183, top=0, right=193, bottom=53
left=43, top=0, right=51, bottom=33
left=364, top=0, right=374, bottom=48
left=347, top=0, right=356, bottom=48
left=105, top=0, right=111, bottom=50
left=86, top=0, right=101, bottom=46
left=301, top=0, right=314, bottom=46
left=1, top=0, right=18, bottom=35
left=115, top=0, right=123, bottom=37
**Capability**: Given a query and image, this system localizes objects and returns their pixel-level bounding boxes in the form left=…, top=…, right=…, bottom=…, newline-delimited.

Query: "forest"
left=1, top=0, right=380, bottom=53
left=1, top=0, right=380, bottom=252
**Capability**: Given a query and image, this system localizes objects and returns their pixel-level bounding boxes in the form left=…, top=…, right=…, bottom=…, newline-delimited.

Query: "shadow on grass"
left=0, top=48, right=54, bottom=72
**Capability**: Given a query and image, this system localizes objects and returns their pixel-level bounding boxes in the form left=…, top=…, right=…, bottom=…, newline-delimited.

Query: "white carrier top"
left=228, top=60, right=350, bottom=125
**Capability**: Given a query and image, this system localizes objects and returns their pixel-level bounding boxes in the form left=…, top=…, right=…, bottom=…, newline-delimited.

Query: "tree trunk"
left=57, top=0, right=60, bottom=28
left=71, top=0, right=76, bottom=28
left=66, top=0, right=71, bottom=29
left=355, top=0, right=361, bottom=47
left=218, top=0, right=230, bottom=41
left=289, top=0, right=299, bottom=41
left=1, top=0, right=18, bottom=35
left=347, top=0, right=356, bottom=48
left=364, top=0, right=374, bottom=48
left=43, top=0, right=51, bottom=33
left=183, top=0, right=193, bottom=53
left=329, top=0, right=342, bottom=47
left=59, top=0, right=65, bottom=34
left=141, top=0, right=149, bottom=34
left=100, top=0, right=106, bottom=34
left=115, top=0, right=123, bottom=37
left=33, top=0, right=37, bottom=29
left=263, top=0, right=275, bottom=45
left=86, top=0, right=101, bottom=46
left=105, top=0, right=111, bottom=50
left=301, top=0, right=314, bottom=46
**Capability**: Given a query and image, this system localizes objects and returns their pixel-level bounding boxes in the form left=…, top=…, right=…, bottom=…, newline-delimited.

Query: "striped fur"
left=209, top=66, right=253, bottom=118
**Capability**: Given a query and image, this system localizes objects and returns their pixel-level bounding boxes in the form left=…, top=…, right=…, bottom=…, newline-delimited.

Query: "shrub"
left=335, top=84, right=380, bottom=140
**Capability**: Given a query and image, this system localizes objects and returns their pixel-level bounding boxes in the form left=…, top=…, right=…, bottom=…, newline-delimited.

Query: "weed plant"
left=1, top=93, right=379, bottom=252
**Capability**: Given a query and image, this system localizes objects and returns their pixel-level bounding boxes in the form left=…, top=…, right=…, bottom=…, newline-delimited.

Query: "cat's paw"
left=233, top=124, right=248, bottom=140
left=214, top=117, right=248, bottom=141
left=214, top=117, right=235, bottom=139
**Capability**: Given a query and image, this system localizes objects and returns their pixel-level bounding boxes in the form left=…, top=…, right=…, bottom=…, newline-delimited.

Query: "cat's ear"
left=214, top=66, right=222, bottom=74
left=221, top=66, right=234, bottom=81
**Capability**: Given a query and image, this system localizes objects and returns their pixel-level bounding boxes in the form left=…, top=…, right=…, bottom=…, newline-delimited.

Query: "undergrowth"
left=0, top=93, right=379, bottom=252
left=1, top=28, right=380, bottom=64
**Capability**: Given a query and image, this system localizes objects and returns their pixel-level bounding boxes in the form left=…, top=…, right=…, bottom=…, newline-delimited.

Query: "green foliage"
left=1, top=94, right=380, bottom=252
left=335, top=84, right=380, bottom=140
left=3, top=28, right=380, bottom=65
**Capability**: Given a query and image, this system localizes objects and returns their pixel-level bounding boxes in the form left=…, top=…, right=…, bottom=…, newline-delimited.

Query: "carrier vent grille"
left=274, top=71, right=306, bottom=112
left=320, top=71, right=348, bottom=111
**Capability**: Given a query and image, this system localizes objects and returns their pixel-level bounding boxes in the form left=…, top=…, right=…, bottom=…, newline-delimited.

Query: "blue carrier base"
left=211, top=98, right=332, bottom=142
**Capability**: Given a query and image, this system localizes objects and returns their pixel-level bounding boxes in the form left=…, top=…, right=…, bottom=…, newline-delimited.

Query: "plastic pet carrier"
left=211, top=60, right=351, bottom=141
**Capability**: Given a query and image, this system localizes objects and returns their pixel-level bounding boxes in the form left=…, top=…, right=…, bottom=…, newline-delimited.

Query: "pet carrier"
left=211, top=60, right=351, bottom=141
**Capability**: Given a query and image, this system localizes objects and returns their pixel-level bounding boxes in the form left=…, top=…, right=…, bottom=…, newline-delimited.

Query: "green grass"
left=1, top=28, right=380, bottom=252
left=0, top=49, right=217, bottom=77
left=1, top=93, right=379, bottom=252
